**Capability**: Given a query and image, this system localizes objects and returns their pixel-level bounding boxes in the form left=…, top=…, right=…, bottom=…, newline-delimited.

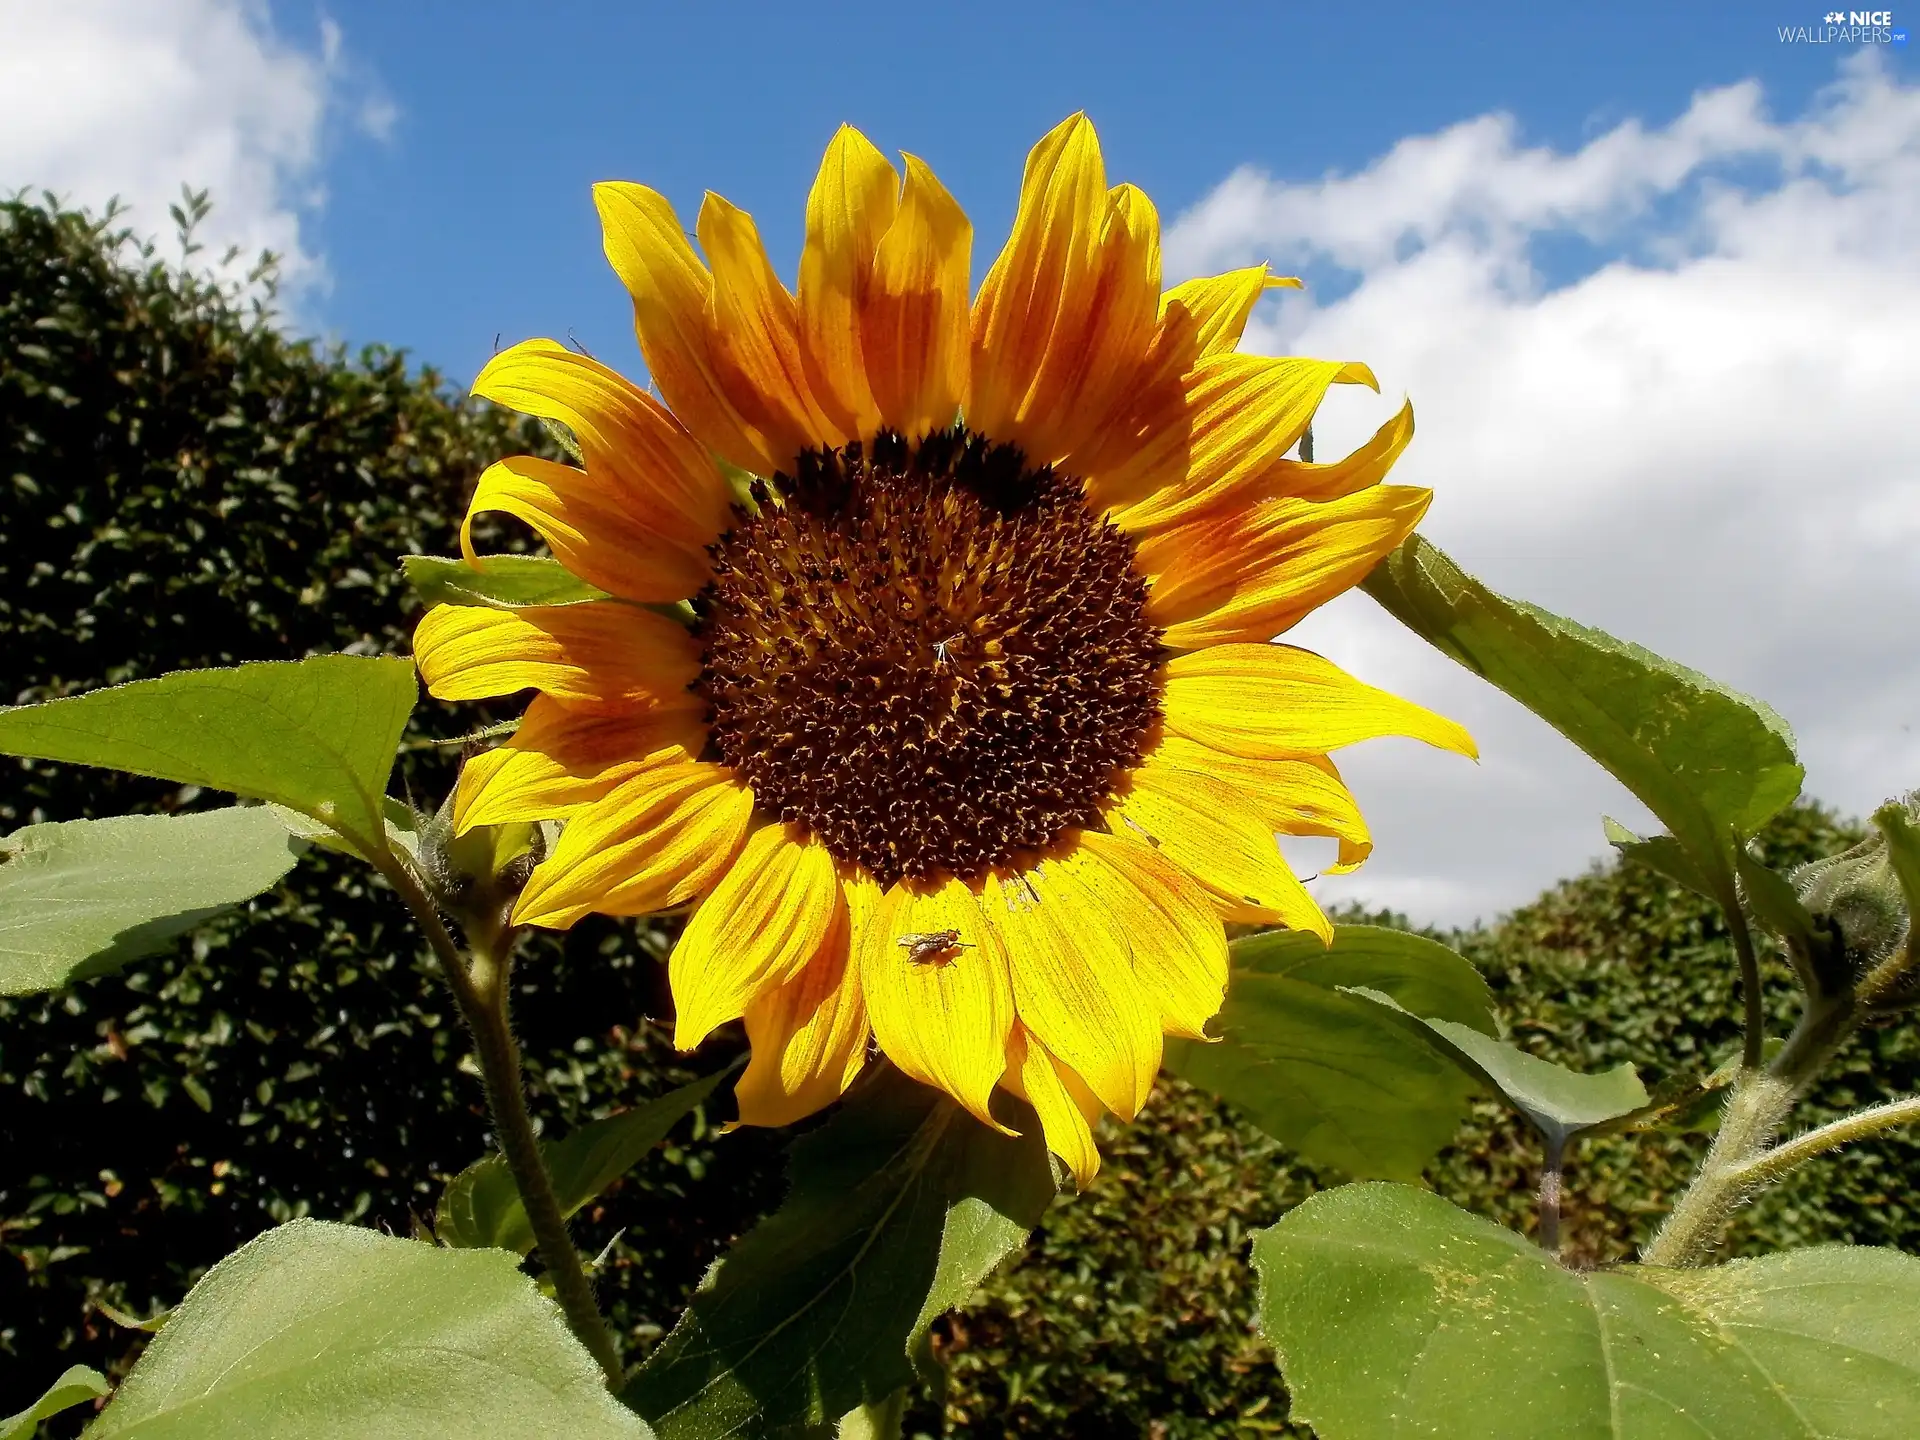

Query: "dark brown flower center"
left=692, top=428, right=1162, bottom=887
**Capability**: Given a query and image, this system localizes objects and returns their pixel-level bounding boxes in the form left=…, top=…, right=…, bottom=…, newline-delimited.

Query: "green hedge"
left=3, top=195, right=1915, bottom=1438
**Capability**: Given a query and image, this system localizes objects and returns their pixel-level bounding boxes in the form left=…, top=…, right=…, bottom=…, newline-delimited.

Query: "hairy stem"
left=1640, top=1068, right=1795, bottom=1267
left=1732, top=1095, right=1920, bottom=1192
left=374, top=852, right=624, bottom=1387
left=1537, top=1133, right=1566, bottom=1258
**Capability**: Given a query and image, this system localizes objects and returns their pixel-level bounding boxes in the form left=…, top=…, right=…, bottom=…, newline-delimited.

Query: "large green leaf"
left=1163, top=926, right=1496, bottom=1180
left=0, top=656, right=417, bottom=853
left=439, top=1065, right=737, bottom=1255
left=402, top=554, right=607, bottom=610
left=85, top=1218, right=651, bottom=1439
left=0, top=809, right=303, bottom=995
left=1348, top=988, right=1648, bottom=1146
left=624, top=1070, right=1057, bottom=1438
left=2, top=1366, right=109, bottom=1440
left=1364, top=535, right=1803, bottom=909
left=1254, top=1183, right=1920, bottom=1439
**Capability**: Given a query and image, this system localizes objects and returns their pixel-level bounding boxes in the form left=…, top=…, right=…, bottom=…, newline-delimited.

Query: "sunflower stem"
left=372, top=849, right=625, bottom=1387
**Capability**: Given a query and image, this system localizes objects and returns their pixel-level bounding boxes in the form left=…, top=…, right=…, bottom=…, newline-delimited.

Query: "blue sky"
left=303, top=0, right=1902, bottom=382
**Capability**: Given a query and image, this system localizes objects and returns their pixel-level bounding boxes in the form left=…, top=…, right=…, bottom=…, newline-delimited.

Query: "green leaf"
left=1365, top=535, right=1803, bottom=911
left=1, top=1365, right=109, bottom=1440
left=1163, top=926, right=1497, bottom=1181
left=1254, top=1183, right=1920, bottom=1440
left=1348, top=988, right=1648, bottom=1146
left=0, top=809, right=303, bottom=996
left=0, top=656, right=416, bottom=852
left=1734, top=844, right=1822, bottom=953
left=1872, top=800, right=1920, bottom=920
left=402, top=554, right=607, bottom=610
left=439, top=1065, right=737, bottom=1255
left=624, top=1070, right=1056, bottom=1438
left=1603, top=817, right=1714, bottom=899
left=86, top=1218, right=652, bottom=1439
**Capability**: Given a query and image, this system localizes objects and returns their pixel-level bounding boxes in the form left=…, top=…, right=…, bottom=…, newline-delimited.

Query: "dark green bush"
left=3, top=193, right=1914, bottom=1439
left=0, top=195, right=780, bottom=1415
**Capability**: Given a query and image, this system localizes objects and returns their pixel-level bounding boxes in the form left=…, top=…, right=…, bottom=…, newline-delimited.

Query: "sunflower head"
left=414, top=114, right=1475, bottom=1185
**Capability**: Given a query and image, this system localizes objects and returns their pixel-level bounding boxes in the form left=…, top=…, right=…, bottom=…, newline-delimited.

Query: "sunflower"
left=413, top=115, right=1474, bottom=1184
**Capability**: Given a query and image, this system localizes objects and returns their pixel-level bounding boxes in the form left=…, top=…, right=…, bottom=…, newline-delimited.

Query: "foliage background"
left=2, top=196, right=1915, bottom=1437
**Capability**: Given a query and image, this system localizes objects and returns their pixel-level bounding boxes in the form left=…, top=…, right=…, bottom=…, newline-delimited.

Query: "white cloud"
left=0, top=0, right=392, bottom=296
left=1169, top=56, right=1920, bottom=927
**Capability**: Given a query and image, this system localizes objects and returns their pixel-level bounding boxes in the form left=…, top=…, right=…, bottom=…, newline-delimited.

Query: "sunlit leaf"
left=0, top=656, right=416, bottom=853
left=0, top=1365, right=109, bottom=1440
left=402, top=554, right=607, bottom=610
left=1255, top=1183, right=1920, bottom=1440
left=625, top=1070, right=1056, bottom=1438
left=439, top=1066, right=736, bottom=1256
left=0, top=809, right=302, bottom=996
left=1348, top=987, right=1648, bottom=1146
left=1164, top=926, right=1496, bottom=1181
left=86, top=1219, right=652, bottom=1439
left=1366, top=535, right=1802, bottom=913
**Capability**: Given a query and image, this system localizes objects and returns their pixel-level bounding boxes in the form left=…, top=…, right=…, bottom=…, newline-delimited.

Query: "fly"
left=898, top=929, right=970, bottom=966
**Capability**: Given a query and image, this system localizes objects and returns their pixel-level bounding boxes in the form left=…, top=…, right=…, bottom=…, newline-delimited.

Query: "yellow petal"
left=472, top=339, right=731, bottom=549
left=796, top=125, right=899, bottom=442
left=512, top=764, right=753, bottom=928
left=863, top=153, right=973, bottom=441
left=1270, top=398, right=1416, bottom=503
left=969, top=113, right=1108, bottom=457
left=1037, top=182, right=1164, bottom=469
left=857, top=875, right=1014, bottom=1130
left=461, top=456, right=713, bottom=603
left=986, top=855, right=1162, bottom=1119
left=670, top=823, right=845, bottom=1048
left=1092, top=353, right=1378, bottom=523
left=1112, top=763, right=1331, bottom=940
left=1157, top=265, right=1301, bottom=361
left=1007, top=1026, right=1104, bottom=1189
left=1163, top=643, right=1478, bottom=761
left=1146, top=733, right=1373, bottom=874
left=452, top=696, right=705, bottom=833
left=1144, top=484, right=1434, bottom=648
left=412, top=601, right=701, bottom=711
left=735, top=904, right=869, bottom=1129
left=698, top=192, right=837, bottom=463
left=1074, top=827, right=1230, bottom=1041
left=593, top=181, right=783, bottom=475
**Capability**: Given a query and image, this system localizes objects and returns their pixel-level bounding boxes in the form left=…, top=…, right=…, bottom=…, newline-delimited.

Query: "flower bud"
left=1792, top=792, right=1918, bottom=1004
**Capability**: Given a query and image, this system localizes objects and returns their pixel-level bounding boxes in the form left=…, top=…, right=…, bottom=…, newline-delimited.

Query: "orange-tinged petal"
left=1144, top=484, right=1434, bottom=648
left=472, top=339, right=731, bottom=548
left=735, top=903, right=869, bottom=1129
left=698, top=192, right=837, bottom=462
left=670, top=822, right=845, bottom=1048
left=858, top=875, right=1014, bottom=1130
left=460, top=456, right=713, bottom=603
left=1074, top=828, right=1230, bottom=1041
left=1163, top=643, right=1478, bottom=761
left=1041, top=183, right=1164, bottom=470
left=863, top=153, right=972, bottom=440
left=1112, top=763, right=1331, bottom=940
left=986, top=856, right=1161, bottom=1119
left=512, top=763, right=753, bottom=928
left=1146, top=733, right=1373, bottom=874
left=412, top=602, right=701, bottom=711
left=1007, top=1027, right=1104, bottom=1188
left=1092, top=353, right=1378, bottom=523
left=1157, top=265, right=1301, bottom=361
left=593, top=181, right=783, bottom=475
left=797, top=125, right=899, bottom=441
left=452, top=696, right=705, bottom=834
left=969, top=113, right=1108, bottom=456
